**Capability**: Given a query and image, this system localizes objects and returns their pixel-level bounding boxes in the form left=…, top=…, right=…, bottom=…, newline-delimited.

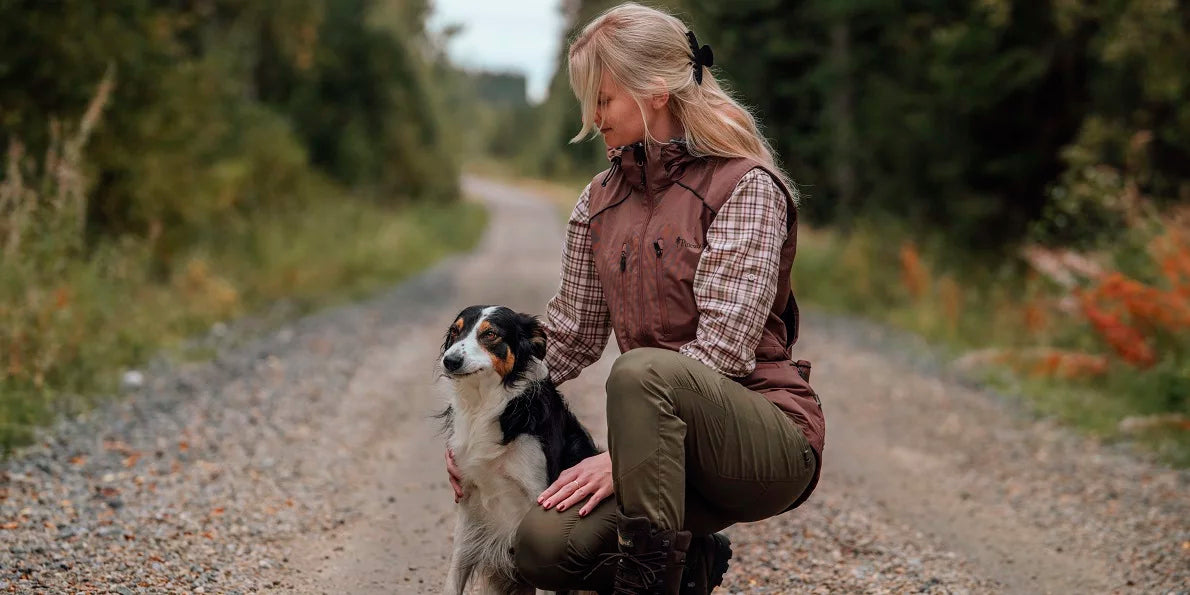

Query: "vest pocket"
left=653, top=238, right=670, bottom=336
left=658, top=234, right=703, bottom=340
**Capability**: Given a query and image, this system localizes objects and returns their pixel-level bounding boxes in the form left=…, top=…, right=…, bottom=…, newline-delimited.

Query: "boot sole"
left=708, top=532, right=732, bottom=590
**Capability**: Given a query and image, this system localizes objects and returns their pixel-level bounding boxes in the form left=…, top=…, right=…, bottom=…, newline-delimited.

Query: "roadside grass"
left=0, top=195, right=487, bottom=452
left=795, top=218, right=1190, bottom=467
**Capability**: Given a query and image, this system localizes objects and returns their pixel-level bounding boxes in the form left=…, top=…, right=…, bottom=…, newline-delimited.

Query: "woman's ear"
left=649, top=91, right=670, bottom=110
left=648, top=76, right=670, bottom=110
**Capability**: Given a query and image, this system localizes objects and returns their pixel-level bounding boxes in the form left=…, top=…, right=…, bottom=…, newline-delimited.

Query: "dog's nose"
left=443, top=353, right=463, bottom=372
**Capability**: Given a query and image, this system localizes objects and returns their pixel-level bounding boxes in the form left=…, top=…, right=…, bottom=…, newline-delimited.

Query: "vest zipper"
left=636, top=145, right=652, bottom=345
left=620, top=241, right=633, bottom=339
left=654, top=238, right=670, bottom=335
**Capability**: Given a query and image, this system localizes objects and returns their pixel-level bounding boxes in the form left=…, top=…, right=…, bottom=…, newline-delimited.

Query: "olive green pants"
left=513, top=348, right=816, bottom=591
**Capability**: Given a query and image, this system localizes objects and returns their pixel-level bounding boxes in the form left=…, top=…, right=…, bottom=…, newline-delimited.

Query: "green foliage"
left=0, top=193, right=486, bottom=452
left=517, top=0, right=1187, bottom=252
left=1, top=0, right=460, bottom=255
left=0, top=0, right=478, bottom=451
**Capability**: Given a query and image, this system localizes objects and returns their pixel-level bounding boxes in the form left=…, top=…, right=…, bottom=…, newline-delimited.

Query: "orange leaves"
left=1074, top=224, right=1190, bottom=369
left=899, top=241, right=929, bottom=299
left=1032, top=350, right=1110, bottom=379
left=1078, top=284, right=1158, bottom=368
left=1150, top=224, right=1190, bottom=299
left=957, top=348, right=1109, bottom=379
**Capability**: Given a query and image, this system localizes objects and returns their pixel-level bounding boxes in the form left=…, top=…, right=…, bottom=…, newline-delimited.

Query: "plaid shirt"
left=543, top=167, right=788, bottom=384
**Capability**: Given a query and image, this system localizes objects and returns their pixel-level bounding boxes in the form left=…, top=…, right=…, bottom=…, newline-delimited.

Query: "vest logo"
left=674, top=235, right=703, bottom=250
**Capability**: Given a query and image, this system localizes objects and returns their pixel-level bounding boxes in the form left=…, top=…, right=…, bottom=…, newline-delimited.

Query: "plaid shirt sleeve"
left=542, top=182, right=612, bottom=385
left=679, top=168, right=788, bottom=377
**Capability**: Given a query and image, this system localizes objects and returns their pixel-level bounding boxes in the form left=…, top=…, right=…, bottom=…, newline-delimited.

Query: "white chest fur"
left=450, top=419, right=547, bottom=526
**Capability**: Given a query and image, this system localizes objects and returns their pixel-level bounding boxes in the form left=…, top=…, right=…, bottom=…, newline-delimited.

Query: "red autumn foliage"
left=1074, top=224, right=1190, bottom=369
left=899, top=241, right=928, bottom=299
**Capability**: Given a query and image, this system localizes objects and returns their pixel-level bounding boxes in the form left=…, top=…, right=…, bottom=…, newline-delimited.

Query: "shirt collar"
left=602, top=138, right=700, bottom=195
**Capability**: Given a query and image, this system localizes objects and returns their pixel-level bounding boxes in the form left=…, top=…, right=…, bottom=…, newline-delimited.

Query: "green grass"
left=0, top=196, right=487, bottom=452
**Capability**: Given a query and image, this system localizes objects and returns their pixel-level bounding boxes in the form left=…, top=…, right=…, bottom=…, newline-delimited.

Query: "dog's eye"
left=481, top=329, right=498, bottom=340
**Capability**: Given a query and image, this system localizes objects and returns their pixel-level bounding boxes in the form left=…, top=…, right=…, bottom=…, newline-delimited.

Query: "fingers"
left=555, top=482, right=592, bottom=512
left=537, top=469, right=577, bottom=504
left=446, top=449, right=463, bottom=502
left=578, top=484, right=613, bottom=517
left=541, top=477, right=583, bottom=510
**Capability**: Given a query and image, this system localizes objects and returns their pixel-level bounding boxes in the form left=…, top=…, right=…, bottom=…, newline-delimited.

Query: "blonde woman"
left=446, top=3, right=824, bottom=593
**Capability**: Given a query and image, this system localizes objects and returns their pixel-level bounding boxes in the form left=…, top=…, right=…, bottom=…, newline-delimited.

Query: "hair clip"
left=686, top=31, right=714, bottom=85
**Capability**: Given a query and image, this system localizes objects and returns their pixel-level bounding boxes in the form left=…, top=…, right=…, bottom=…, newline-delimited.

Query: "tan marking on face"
left=453, top=318, right=464, bottom=332
left=491, top=348, right=515, bottom=378
left=478, top=321, right=516, bottom=377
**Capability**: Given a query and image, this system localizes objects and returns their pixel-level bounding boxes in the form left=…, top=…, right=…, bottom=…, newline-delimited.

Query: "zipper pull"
left=620, top=243, right=627, bottom=272
left=633, top=144, right=647, bottom=191
left=653, top=239, right=663, bottom=258
left=601, top=156, right=621, bottom=187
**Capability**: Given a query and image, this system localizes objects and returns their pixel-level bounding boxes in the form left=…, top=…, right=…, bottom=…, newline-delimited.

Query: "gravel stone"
left=2, top=176, right=1186, bottom=594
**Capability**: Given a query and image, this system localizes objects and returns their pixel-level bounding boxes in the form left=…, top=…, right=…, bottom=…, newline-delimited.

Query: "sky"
left=427, top=0, right=567, bottom=104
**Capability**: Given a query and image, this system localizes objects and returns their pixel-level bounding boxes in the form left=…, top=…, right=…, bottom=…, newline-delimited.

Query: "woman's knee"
left=513, top=507, right=570, bottom=587
left=606, top=348, right=678, bottom=416
left=512, top=501, right=618, bottom=590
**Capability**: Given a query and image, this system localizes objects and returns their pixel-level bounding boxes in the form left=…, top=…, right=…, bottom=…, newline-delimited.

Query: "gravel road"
left=1, top=175, right=1186, bottom=594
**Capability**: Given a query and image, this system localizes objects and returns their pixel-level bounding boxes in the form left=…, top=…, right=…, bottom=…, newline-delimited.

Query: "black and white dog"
left=437, top=305, right=599, bottom=594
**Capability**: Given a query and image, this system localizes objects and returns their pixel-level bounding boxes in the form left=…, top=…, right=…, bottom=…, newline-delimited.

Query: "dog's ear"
left=520, top=314, right=548, bottom=360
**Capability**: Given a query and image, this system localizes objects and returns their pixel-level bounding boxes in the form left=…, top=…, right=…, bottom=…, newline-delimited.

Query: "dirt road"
left=1, top=176, right=1185, bottom=594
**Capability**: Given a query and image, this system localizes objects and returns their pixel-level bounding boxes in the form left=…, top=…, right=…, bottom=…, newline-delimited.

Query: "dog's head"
left=439, top=305, right=548, bottom=388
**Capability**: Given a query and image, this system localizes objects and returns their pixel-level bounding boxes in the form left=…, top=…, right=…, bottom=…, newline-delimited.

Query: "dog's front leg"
left=444, top=514, right=476, bottom=595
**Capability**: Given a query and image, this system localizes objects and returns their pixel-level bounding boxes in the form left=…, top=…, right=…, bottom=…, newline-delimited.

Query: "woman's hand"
left=445, top=448, right=464, bottom=503
left=537, top=451, right=613, bottom=516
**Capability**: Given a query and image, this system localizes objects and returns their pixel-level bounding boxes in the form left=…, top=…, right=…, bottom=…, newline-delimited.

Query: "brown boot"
left=679, top=532, right=732, bottom=594
left=610, top=515, right=692, bottom=595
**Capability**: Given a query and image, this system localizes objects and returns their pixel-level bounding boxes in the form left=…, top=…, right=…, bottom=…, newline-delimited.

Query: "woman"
left=447, top=3, right=825, bottom=593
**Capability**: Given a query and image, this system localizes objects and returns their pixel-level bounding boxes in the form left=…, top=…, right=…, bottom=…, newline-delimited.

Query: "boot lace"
left=584, top=550, right=669, bottom=593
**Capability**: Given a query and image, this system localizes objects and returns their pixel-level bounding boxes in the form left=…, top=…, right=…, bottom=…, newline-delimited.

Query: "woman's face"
left=594, top=70, right=647, bottom=149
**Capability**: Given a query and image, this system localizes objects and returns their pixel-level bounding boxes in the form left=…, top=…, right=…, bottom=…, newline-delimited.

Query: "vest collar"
left=601, top=138, right=700, bottom=195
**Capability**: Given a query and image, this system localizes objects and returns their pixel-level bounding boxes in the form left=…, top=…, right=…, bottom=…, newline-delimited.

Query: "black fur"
left=441, top=305, right=549, bottom=389
left=498, top=379, right=600, bottom=484
left=441, top=305, right=599, bottom=483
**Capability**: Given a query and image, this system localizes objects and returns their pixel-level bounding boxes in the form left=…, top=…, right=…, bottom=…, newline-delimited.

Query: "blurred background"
left=1, top=0, right=1187, bottom=463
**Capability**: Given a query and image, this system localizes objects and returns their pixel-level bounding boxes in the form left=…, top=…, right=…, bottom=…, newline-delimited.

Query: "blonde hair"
left=567, top=2, right=795, bottom=200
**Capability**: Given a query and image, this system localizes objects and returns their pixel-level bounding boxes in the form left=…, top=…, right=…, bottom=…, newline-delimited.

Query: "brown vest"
left=587, top=139, right=824, bottom=509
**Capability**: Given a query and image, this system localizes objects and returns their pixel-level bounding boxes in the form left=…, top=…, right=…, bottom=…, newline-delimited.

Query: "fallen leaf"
left=103, top=439, right=135, bottom=455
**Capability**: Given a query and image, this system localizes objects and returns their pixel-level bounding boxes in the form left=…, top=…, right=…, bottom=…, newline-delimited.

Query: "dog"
left=437, top=305, right=600, bottom=595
